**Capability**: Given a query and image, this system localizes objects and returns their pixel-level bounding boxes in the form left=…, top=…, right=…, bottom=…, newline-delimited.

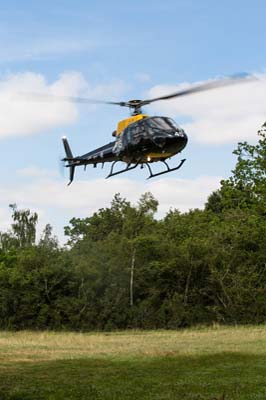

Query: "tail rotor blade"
left=58, top=156, right=65, bottom=178
left=68, top=166, right=75, bottom=186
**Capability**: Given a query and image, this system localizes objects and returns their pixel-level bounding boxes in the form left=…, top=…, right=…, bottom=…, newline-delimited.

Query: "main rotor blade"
left=20, top=73, right=257, bottom=110
left=20, top=92, right=129, bottom=107
left=141, top=74, right=257, bottom=106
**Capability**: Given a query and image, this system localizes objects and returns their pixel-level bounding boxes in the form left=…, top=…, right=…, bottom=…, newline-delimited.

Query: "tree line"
left=0, top=129, right=266, bottom=330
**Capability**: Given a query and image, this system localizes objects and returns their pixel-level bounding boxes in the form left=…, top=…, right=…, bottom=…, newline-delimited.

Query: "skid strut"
left=106, top=161, right=140, bottom=179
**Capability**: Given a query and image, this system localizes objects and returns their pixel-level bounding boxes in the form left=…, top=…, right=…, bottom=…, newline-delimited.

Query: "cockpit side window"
left=113, top=130, right=126, bottom=154
left=126, top=120, right=148, bottom=142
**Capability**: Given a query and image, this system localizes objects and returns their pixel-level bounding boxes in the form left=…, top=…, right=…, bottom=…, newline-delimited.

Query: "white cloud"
left=0, top=72, right=82, bottom=138
left=147, top=175, right=221, bottom=215
left=10, top=171, right=221, bottom=215
left=0, top=170, right=221, bottom=242
left=17, top=166, right=59, bottom=178
left=0, top=72, right=128, bottom=139
left=147, top=75, right=266, bottom=144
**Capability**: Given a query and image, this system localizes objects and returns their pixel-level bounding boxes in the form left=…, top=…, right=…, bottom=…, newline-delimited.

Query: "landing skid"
left=106, top=159, right=186, bottom=179
left=146, top=159, right=186, bottom=179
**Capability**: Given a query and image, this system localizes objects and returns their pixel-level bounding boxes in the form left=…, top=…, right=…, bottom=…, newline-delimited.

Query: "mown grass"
left=0, top=326, right=266, bottom=399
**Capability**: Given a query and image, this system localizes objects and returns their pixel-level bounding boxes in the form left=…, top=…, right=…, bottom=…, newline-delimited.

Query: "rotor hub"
left=128, top=100, right=143, bottom=115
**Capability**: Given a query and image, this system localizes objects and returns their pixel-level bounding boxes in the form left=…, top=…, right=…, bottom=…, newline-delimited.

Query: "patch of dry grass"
left=0, top=325, right=265, bottom=364
left=1, top=327, right=266, bottom=399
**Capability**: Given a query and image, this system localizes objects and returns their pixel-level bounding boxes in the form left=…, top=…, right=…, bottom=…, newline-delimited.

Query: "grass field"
left=0, top=326, right=266, bottom=399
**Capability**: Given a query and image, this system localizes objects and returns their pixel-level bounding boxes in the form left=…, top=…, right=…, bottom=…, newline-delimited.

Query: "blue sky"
left=0, top=0, right=265, bottom=242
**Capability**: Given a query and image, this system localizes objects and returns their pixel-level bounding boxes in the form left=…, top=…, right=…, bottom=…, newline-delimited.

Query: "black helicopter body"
left=63, top=115, right=188, bottom=184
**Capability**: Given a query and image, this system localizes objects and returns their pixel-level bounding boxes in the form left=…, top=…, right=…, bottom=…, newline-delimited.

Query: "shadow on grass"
left=0, top=352, right=265, bottom=399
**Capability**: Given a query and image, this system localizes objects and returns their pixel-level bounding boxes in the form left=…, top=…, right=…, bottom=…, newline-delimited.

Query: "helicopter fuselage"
left=63, top=116, right=188, bottom=183
left=75, top=116, right=187, bottom=164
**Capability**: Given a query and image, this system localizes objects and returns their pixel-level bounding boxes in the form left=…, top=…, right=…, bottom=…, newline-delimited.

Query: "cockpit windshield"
left=165, top=118, right=179, bottom=129
left=145, top=117, right=179, bottom=130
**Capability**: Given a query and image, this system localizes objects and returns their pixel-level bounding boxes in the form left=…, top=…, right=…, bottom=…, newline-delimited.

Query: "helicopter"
left=60, top=73, right=256, bottom=184
left=62, top=106, right=188, bottom=184
left=25, top=74, right=255, bottom=185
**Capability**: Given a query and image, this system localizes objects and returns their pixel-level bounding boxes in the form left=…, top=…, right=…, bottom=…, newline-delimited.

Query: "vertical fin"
left=62, top=136, right=75, bottom=185
left=62, top=136, right=73, bottom=159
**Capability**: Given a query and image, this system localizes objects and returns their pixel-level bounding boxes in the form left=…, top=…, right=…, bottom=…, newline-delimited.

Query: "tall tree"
left=206, top=125, right=266, bottom=213
left=9, top=204, right=38, bottom=248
